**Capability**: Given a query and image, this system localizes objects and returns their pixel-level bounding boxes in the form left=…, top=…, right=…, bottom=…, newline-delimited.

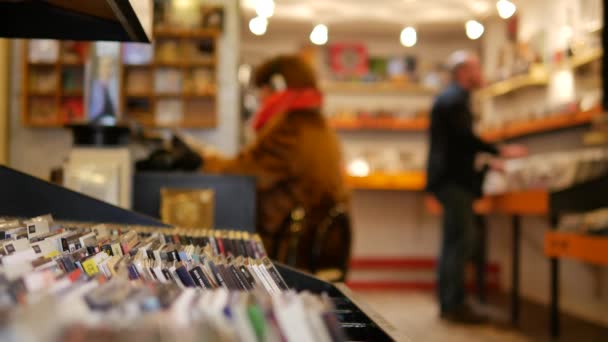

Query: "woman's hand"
left=174, top=130, right=221, bottom=158
left=499, top=144, right=528, bottom=159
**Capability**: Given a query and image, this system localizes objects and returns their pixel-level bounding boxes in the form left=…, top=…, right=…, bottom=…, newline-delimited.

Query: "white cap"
left=447, top=50, right=474, bottom=73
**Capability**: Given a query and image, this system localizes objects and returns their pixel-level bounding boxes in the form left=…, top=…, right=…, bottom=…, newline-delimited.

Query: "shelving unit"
left=477, top=48, right=603, bottom=99
left=481, top=106, right=602, bottom=141
left=21, top=28, right=220, bottom=129
left=21, top=40, right=90, bottom=126
left=121, top=28, right=219, bottom=128
left=322, top=81, right=438, bottom=95
left=330, top=116, right=428, bottom=131
left=546, top=174, right=608, bottom=337
left=477, top=66, right=549, bottom=98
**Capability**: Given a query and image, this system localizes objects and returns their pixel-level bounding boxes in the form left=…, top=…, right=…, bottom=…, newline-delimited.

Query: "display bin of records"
left=0, top=165, right=404, bottom=341
left=546, top=174, right=608, bottom=338
left=549, top=174, right=608, bottom=215
left=0, top=166, right=165, bottom=227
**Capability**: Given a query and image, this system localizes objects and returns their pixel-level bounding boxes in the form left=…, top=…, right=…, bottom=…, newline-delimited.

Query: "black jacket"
left=426, top=83, right=498, bottom=196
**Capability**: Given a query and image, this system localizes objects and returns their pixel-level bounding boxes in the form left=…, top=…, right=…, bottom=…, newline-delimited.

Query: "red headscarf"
left=252, top=89, right=323, bottom=131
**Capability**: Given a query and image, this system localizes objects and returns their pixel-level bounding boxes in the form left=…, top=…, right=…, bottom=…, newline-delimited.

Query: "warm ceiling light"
left=310, top=24, right=328, bottom=45
left=255, top=0, right=275, bottom=18
left=249, top=16, right=268, bottom=36
left=347, top=158, right=370, bottom=177
left=496, top=0, right=516, bottom=19
left=400, top=26, right=417, bottom=47
left=465, top=20, right=485, bottom=40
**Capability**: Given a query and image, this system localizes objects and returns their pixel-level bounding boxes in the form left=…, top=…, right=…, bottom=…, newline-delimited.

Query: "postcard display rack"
left=0, top=166, right=401, bottom=341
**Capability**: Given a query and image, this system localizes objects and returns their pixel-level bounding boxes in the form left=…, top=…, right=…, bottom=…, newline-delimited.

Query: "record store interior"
left=0, top=0, right=608, bottom=341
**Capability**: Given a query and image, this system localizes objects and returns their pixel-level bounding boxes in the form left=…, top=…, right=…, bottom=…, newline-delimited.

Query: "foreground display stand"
left=277, top=264, right=405, bottom=341
left=0, top=166, right=165, bottom=226
left=0, top=165, right=401, bottom=341
left=547, top=175, right=608, bottom=338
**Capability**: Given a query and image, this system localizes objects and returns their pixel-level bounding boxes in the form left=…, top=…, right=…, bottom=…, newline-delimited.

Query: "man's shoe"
left=441, top=305, right=489, bottom=325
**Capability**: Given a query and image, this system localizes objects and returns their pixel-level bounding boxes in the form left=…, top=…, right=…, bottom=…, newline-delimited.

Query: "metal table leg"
left=474, top=214, right=488, bottom=303
left=550, top=257, right=560, bottom=337
left=550, top=215, right=560, bottom=337
left=511, top=215, right=521, bottom=325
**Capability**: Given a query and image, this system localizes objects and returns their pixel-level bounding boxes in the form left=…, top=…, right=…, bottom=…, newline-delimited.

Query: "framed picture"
left=161, top=188, right=215, bottom=229
left=329, top=43, right=369, bottom=77
left=86, top=42, right=121, bottom=124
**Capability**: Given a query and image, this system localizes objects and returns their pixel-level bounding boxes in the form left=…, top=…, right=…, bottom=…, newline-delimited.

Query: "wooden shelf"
left=61, top=90, right=83, bottom=97
left=155, top=92, right=183, bottom=98
left=322, top=82, right=438, bottom=95
left=125, top=92, right=153, bottom=97
left=545, top=232, right=608, bottom=266
left=346, top=171, right=426, bottom=191
left=27, top=91, right=56, bottom=96
left=61, top=60, right=85, bottom=66
left=481, top=106, right=602, bottom=141
left=27, top=61, right=56, bottom=67
left=124, top=63, right=153, bottom=68
left=478, top=67, right=549, bottom=98
left=478, top=49, right=602, bottom=99
left=154, top=27, right=220, bottom=39
left=153, top=60, right=216, bottom=68
left=25, top=120, right=62, bottom=128
left=330, top=117, right=428, bottom=131
left=188, top=60, right=216, bottom=67
left=569, top=48, right=603, bottom=69
left=133, top=115, right=217, bottom=129
left=184, top=91, right=216, bottom=98
left=331, top=107, right=600, bottom=136
left=125, top=91, right=217, bottom=98
left=154, top=61, right=185, bottom=68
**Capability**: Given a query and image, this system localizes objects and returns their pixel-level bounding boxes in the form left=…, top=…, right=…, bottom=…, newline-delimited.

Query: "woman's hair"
left=253, top=55, right=318, bottom=89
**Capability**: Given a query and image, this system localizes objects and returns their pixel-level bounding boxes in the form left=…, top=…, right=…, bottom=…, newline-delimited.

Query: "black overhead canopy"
left=0, top=0, right=151, bottom=42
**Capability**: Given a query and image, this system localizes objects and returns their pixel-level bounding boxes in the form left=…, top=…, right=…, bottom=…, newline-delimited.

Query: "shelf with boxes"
left=20, top=29, right=220, bottom=129
left=329, top=116, right=429, bottom=132
left=22, top=40, right=90, bottom=126
left=0, top=165, right=402, bottom=342
left=331, top=105, right=602, bottom=136
left=322, top=81, right=438, bottom=95
left=477, top=48, right=602, bottom=99
left=122, top=28, right=219, bottom=129
left=481, top=105, right=603, bottom=142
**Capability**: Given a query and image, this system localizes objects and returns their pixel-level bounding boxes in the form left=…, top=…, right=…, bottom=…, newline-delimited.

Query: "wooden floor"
left=356, top=291, right=608, bottom=342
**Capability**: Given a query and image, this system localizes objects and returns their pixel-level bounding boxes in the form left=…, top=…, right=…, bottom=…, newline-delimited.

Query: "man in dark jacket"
left=427, top=51, right=527, bottom=323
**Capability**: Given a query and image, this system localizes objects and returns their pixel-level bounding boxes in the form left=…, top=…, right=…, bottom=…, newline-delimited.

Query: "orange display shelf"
left=481, top=106, right=602, bottom=142
left=330, top=117, right=428, bottom=131
left=425, top=196, right=494, bottom=215
left=545, top=232, right=608, bottom=266
left=492, top=189, right=549, bottom=215
left=425, top=189, right=548, bottom=216
left=346, top=171, right=426, bottom=191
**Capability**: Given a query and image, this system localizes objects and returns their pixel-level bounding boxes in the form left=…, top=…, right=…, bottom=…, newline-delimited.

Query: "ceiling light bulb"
left=400, top=26, right=417, bottom=47
left=496, top=0, right=516, bottom=19
left=310, top=24, right=328, bottom=45
left=255, top=0, right=275, bottom=18
left=249, top=16, right=268, bottom=36
left=465, top=20, right=485, bottom=40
